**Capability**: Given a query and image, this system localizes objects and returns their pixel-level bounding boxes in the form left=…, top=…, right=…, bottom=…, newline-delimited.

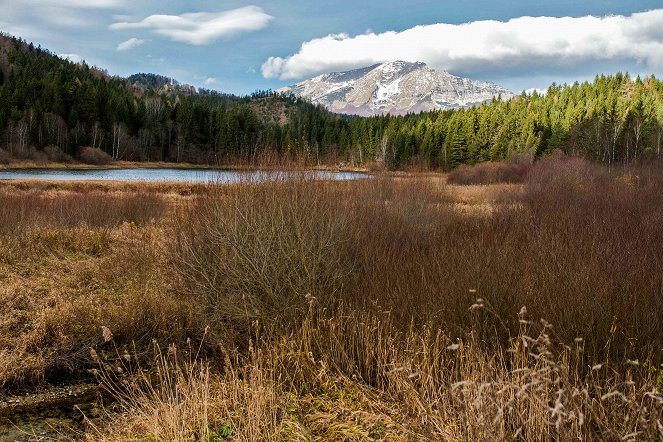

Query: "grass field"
left=1, top=156, right=662, bottom=441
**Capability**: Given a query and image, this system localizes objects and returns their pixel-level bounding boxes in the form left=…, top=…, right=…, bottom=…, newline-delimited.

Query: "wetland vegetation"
left=0, top=155, right=661, bottom=440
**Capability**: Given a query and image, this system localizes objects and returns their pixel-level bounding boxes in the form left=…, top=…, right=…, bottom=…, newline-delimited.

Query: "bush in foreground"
left=170, top=161, right=663, bottom=362
left=173, top=177, right=357, bottom=338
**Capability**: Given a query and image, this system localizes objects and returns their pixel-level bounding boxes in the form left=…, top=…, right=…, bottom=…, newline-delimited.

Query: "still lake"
left=0, top=168, right=369, bottom=183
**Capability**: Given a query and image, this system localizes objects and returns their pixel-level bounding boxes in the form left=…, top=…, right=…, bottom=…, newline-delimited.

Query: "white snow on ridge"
left=375, top=78, right=402, bottom=104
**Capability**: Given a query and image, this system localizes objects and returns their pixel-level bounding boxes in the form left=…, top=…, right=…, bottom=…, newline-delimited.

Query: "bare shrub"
left=43, top=145, right=74, bottom=163
left=173, top=177, right=357, bottom=334
left=448, top=160, right=531, bottom=185
left=172, top=167, right=663, bottom=362
left=79, top=146, right=113, bottom=165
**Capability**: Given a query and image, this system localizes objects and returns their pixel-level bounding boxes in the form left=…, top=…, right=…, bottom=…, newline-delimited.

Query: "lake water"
left=0, top=168, right=369, bottom=183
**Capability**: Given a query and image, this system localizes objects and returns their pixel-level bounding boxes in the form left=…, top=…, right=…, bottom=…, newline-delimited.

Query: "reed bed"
left=91, top=304, right=662, bottom=441
left=1, top=156, right=662, bottom=440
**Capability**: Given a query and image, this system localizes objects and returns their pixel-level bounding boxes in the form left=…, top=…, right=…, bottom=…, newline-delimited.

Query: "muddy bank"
left=0, top=383, right=99, bottom=441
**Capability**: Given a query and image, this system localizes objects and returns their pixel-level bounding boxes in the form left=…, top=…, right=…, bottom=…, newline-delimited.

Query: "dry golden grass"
left=90, top=305, right=662, bottom=441
left=1, top=158, right=663, bottom=441
left=447, top=160, right=531, bottom=185
left=0, top=179, right=207, bottom=196
left=0, top=187, right=198, bottom=389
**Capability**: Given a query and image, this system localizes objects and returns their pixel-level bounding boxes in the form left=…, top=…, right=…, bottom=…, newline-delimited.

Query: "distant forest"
left=1, top=34, right=663, bottom=169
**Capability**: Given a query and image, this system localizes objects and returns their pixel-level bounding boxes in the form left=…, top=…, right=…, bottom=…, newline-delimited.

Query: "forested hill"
left=128, top=73, right=179, bottom=90
left=0, top=34, right=341, bottom=164
left=1, top=33, right=663, bottom=169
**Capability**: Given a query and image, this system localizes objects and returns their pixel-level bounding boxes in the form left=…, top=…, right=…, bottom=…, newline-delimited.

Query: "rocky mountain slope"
left=277, top=61, right=514, bottom=116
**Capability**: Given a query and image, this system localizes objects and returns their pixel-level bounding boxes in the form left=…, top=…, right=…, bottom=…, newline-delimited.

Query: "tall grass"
left=0, top=190, right=166, bottom=233
left=93, top=304, right=663, bottom=441
left=0, top=188, right=190, bottom=389
left=447, top=160, right=531, bottom=185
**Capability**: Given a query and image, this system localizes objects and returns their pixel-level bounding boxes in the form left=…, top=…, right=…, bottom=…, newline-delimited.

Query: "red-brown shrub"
left=43, top=145, right=74, bottom=163
left=79, top=146, right=113, bottom=165
left=448, top=161, right=531, bottom=184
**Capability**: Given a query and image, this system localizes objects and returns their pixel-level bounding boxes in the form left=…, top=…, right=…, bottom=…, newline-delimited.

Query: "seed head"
left=101, top=326, right=113, bottom=343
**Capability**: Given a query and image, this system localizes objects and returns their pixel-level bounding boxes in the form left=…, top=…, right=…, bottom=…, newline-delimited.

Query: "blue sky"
left=1, top=0, right=662, bottom=94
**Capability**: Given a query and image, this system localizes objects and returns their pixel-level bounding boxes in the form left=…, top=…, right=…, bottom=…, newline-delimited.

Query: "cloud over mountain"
left=262, top=9, right=663, bottom=80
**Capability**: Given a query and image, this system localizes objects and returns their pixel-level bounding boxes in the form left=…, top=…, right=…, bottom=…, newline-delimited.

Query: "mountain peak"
left=378, top=60, right=425, bottom=68
left=278, top=62, right=513, bottom=116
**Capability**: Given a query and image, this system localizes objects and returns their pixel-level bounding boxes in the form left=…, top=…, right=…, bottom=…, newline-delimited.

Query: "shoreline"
left=0, top=160, right=371, bottom=174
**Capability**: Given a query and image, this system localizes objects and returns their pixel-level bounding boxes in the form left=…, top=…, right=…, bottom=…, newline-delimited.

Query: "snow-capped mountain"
left=277, top=61, right=514, bottom=116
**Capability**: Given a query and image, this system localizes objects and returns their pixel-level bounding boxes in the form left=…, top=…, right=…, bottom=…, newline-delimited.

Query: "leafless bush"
left=448, top=160, right=531, bottom=184
left=79, top=146, right=113, bottom=165
left=173, top=177, right=357, bottom=335
left=43, top=145, right=74, bottom=163
left=171, top=166, right=663, bottom=363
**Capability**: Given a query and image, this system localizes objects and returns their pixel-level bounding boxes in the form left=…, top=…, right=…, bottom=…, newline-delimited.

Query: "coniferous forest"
left=2, top=33, right=663, bottom=169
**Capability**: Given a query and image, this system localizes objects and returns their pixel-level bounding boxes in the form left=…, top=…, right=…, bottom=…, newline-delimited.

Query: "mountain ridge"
left=277, top=61, right=514, bottom=116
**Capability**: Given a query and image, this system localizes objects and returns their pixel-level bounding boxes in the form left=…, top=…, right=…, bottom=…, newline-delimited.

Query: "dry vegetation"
left=1, top=156, right=662, bottom=441
left=447, top=158, right=531, bottom=185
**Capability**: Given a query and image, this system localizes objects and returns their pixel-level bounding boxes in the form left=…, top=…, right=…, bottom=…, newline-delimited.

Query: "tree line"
left=1, top=34, right=663, bottom=169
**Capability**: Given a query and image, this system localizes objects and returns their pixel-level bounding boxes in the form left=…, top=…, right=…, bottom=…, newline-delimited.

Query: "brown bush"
left=79, top=146, right=113, bottom=165
left=43, top=145, right=74, bottom=163
left=0, top=147, right=12, bottom=164
left=173, top=177, right=357, bottom=337
left=448, top=160, right=531, bottom=184
left=171, top=164, right=662, bottom=364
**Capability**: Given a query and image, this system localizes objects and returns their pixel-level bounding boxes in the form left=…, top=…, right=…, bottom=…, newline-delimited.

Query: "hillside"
left=0, top=33, right=339, bottom=164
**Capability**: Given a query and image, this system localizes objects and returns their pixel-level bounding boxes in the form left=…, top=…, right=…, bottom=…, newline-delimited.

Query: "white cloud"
left=61, top=53, right=83, bottom=63
left=110, top=6, right=274, bottom=45
left=0, top=0, right=120, bottom=31
left=49, top=0, right=125, bottom=7
left=17, top=0, right=125, bottom=9
left=192, top=74, right=220, bottom=86
left=262, top=9, right=663, bottom=80
left=117, top=37, right=144, bottom=51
